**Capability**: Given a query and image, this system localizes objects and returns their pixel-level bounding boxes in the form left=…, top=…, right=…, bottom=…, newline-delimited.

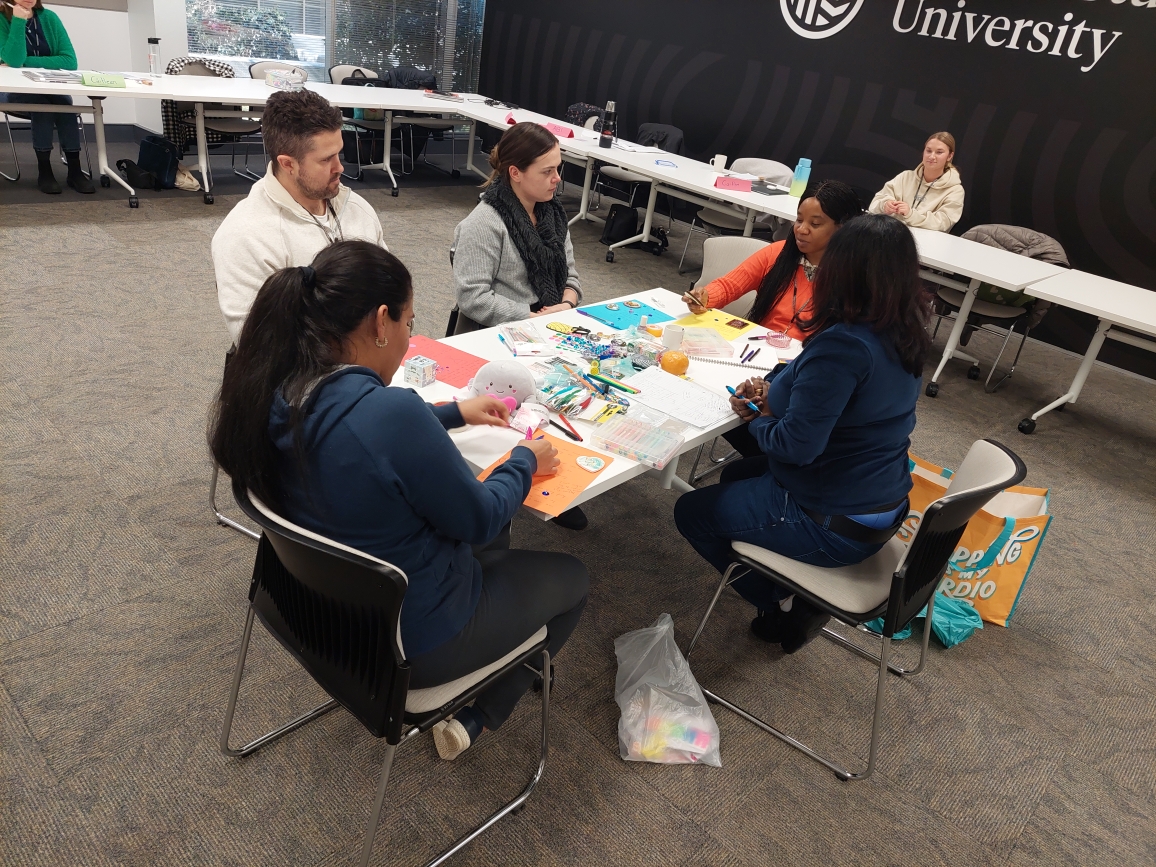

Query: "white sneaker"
left=432, top=717, right=473, bottom=760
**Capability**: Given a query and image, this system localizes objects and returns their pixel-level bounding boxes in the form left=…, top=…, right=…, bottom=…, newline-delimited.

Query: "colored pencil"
left=589, top=373, right=639, bottom=394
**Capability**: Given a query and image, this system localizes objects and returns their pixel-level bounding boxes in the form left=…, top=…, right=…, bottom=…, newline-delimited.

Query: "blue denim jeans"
left=1, top=92, right=81, bottom=153
left=674, top=457, right=883, bottom=611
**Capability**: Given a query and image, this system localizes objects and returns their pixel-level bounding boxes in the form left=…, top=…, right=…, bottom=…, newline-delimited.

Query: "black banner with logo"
left=479, top=0, right=1156, bottom=376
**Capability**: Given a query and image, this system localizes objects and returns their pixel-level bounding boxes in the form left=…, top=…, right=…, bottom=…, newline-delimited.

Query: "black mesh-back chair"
left=686, top=439, right=1026, bottom=782
left=221, top=484, right=552, bottom=867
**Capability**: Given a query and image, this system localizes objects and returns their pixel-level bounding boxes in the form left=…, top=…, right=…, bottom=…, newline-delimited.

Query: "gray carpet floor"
left=2, top=176, right=1155, bottom=867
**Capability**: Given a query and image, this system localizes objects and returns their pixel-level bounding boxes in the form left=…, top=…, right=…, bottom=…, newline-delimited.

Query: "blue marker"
left=726, top=385, right=761, bottom=415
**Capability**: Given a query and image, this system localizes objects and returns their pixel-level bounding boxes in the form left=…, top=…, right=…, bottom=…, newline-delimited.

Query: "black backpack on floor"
left=116, top=158, right=162, bottom=192
left=600, top=204, right=639, bottom=246
left=137, top=135, right=180, bottom=189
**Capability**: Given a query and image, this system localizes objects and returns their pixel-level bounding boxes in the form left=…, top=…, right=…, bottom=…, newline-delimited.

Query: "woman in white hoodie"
left=869, top=132, right=964, bottom=233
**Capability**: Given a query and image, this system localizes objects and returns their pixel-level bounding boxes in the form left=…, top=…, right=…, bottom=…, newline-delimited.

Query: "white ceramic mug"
left=662, top=324, right=684, bottom=349
left=710, top=154, right=727, bottom=170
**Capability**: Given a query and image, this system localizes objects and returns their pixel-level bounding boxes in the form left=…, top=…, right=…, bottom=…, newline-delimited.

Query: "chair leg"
left=819, top=589, right=934, bottom=678
left=357, top=742, right=398, bottom=867
left=0, top=115, right=18, bottom=182
left=689, top=562, right=897, bottom=781
left=686, top=562, right=747, bottom=659
left=368, top=648, right=551, bottom=867
left=219, top=607, right=340, bottom=758
left=677, top=217, right=698, bottom=273
left=210, top=461, right=260, bottom=540
left=984, top=323, right=1028, bottom=393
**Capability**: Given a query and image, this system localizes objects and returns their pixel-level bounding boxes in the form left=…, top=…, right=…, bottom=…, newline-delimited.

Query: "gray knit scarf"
left=482, top=180, right=569, bottom=309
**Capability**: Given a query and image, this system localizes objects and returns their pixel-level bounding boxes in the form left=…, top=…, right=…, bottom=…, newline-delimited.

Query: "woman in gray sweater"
left=452, top=122, right=589, bottom=530
left=452, top=122, right=582, bottom=328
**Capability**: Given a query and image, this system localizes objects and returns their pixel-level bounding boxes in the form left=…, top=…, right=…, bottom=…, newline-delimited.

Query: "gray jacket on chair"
left=962, top=224, right=1069, bottom=328
left=452, top=201, right=582, bottom=328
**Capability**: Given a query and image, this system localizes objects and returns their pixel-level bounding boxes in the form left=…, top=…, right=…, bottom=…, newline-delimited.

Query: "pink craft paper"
left=541, top=122, right=574, bottom=138
left=505, top=111, right=517, bottom=124
left=714, top=176, right=753, bottom=192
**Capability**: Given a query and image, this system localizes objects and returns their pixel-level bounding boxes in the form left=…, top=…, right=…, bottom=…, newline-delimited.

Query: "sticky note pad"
left=714, top=175, right=752, bottom=192
left=542, top=122, right=574, bottom=138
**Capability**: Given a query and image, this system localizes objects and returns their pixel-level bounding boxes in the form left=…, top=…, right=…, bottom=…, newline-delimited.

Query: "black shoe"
left=750, top=607, right=786, bottom=643
left=532, top=663, right=555, bottom=693
left=65, top=151, right=95, bottom=194
left=552, top=506, right=588, bottom=530
left=36, top=151, right=61, bottom=195
left=780, top=599, right=831, bottom=654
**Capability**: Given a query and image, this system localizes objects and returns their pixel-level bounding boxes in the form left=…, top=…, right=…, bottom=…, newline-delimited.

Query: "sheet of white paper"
left=624, top=366, right=735, bottom=430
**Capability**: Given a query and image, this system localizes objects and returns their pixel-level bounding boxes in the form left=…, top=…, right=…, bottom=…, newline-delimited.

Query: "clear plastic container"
left=591, top=417, right=685, bottom=470
left=680, top=327, right=735, bottom=358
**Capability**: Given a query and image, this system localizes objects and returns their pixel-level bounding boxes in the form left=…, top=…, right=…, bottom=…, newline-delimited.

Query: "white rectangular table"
left=390, top=289, right=793, bottom=517
left=1010, top=270, right=1156, bottom=433
left=911, top=227, right=1066, bottom=397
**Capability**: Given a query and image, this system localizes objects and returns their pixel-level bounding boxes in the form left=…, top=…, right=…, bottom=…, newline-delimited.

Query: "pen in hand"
left=726, top=385, right=761, bottom=415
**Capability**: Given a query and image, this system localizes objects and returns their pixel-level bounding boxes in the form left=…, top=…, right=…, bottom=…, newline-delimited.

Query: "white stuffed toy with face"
left=467, top=360, right=537, bottom=409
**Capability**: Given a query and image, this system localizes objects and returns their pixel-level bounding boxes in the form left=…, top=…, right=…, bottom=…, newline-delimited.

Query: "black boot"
left=552, top=506, right=588, bottom=530
left=780, top=598, right=831, bottom=654
left=750, top=607, right=786, bottom=643
left=65, top=151, right=95, bottom=194
left=36, top=150, right=61, bottom=194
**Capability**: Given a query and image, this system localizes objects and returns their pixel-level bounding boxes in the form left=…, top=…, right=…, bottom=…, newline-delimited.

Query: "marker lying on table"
left=548, top=418, right=581, bottom=441
left=726, top=385, right=761, bottom=415
left=497, top=333, right=517, bottom=356
left=557, top=412, right=583, bottom=440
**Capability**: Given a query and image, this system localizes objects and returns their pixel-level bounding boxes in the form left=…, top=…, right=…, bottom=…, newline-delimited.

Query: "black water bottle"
left=599, top=100, right=616, bottom=149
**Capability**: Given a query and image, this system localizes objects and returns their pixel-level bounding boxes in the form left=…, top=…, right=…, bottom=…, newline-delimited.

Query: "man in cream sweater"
left=212, top=89, right=386, bottom=345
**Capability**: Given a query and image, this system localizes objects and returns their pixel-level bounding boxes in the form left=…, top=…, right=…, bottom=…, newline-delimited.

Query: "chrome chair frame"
left=221, top=487, right=553, bottom=867
left=685, top=560, right=935, bottom=782
left=686, top=439, right=1026, bottom=781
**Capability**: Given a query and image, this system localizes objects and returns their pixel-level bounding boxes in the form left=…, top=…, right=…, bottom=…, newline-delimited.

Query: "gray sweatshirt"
left=452, top=201, right=582, bottom=327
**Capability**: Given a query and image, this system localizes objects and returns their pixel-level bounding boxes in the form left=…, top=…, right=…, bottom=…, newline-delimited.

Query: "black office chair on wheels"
left=221, top=484, right=553, bottom=867
left=686, top=439, right=1026, bottom=781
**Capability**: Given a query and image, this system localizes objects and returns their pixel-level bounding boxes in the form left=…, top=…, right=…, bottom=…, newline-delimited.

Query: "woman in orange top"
left=684, top=179, right=863, bottom=456
left=685, top=180, right=863, bottom=339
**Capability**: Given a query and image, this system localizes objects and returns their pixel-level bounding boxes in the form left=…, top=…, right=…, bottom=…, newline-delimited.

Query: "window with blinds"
left=186, top=0, right=487, bottom=92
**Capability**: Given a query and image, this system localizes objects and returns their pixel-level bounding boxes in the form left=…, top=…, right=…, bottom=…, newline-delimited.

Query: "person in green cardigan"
left=1, top=0, right=94, bottom=193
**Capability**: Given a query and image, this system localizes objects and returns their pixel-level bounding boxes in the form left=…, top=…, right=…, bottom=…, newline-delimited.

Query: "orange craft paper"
left=476, top=433, right=609, bottom=518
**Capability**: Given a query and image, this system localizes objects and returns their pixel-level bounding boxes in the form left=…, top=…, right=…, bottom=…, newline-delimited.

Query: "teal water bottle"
left=789, top=158, right=812, bottom=197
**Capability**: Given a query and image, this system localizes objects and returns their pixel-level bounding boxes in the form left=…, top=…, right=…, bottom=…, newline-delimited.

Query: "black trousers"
left=407, top=528, right=589, bottom=730
left=722, top=422, right=762, bottom=458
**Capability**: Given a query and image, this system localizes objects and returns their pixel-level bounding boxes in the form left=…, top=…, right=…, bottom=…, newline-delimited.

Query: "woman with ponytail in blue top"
left=209, top=240, right=588, bottom=762
left=675, top=215, right=930, bottom=655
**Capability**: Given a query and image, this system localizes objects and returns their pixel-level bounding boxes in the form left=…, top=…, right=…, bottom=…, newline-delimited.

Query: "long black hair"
left=209, top=240, right=413, bottom=505
left=797, top=214, right=932, bottom=376
left=746, top=179, right=863, bottom=326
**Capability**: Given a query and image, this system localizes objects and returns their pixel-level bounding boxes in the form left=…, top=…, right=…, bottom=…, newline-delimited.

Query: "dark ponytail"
left=209, top=240, right=413, bottom=505
left=746, top=180, right=863, bottom=326
left=797, top=214, right=932, bottom=376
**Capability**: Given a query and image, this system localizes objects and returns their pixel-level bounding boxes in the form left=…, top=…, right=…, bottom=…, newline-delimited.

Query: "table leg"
left=743, top=208, right=755, bottom=237
left=383, top=112, right=398, bottom=194
left=651, top=454, right=695, bottom=494
left=90, top=98, right=134, bottom=198
left=607, top=183, right=658, bottom=255
left=464, top=120, right=487, bottom=180
left=927, top=277, right=979, bottom=395
left=568, top=156, right=604, bottom=227
left=1021, top=318, right=1110, bottom=433
left=194, top=102, right=212, bottom=202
